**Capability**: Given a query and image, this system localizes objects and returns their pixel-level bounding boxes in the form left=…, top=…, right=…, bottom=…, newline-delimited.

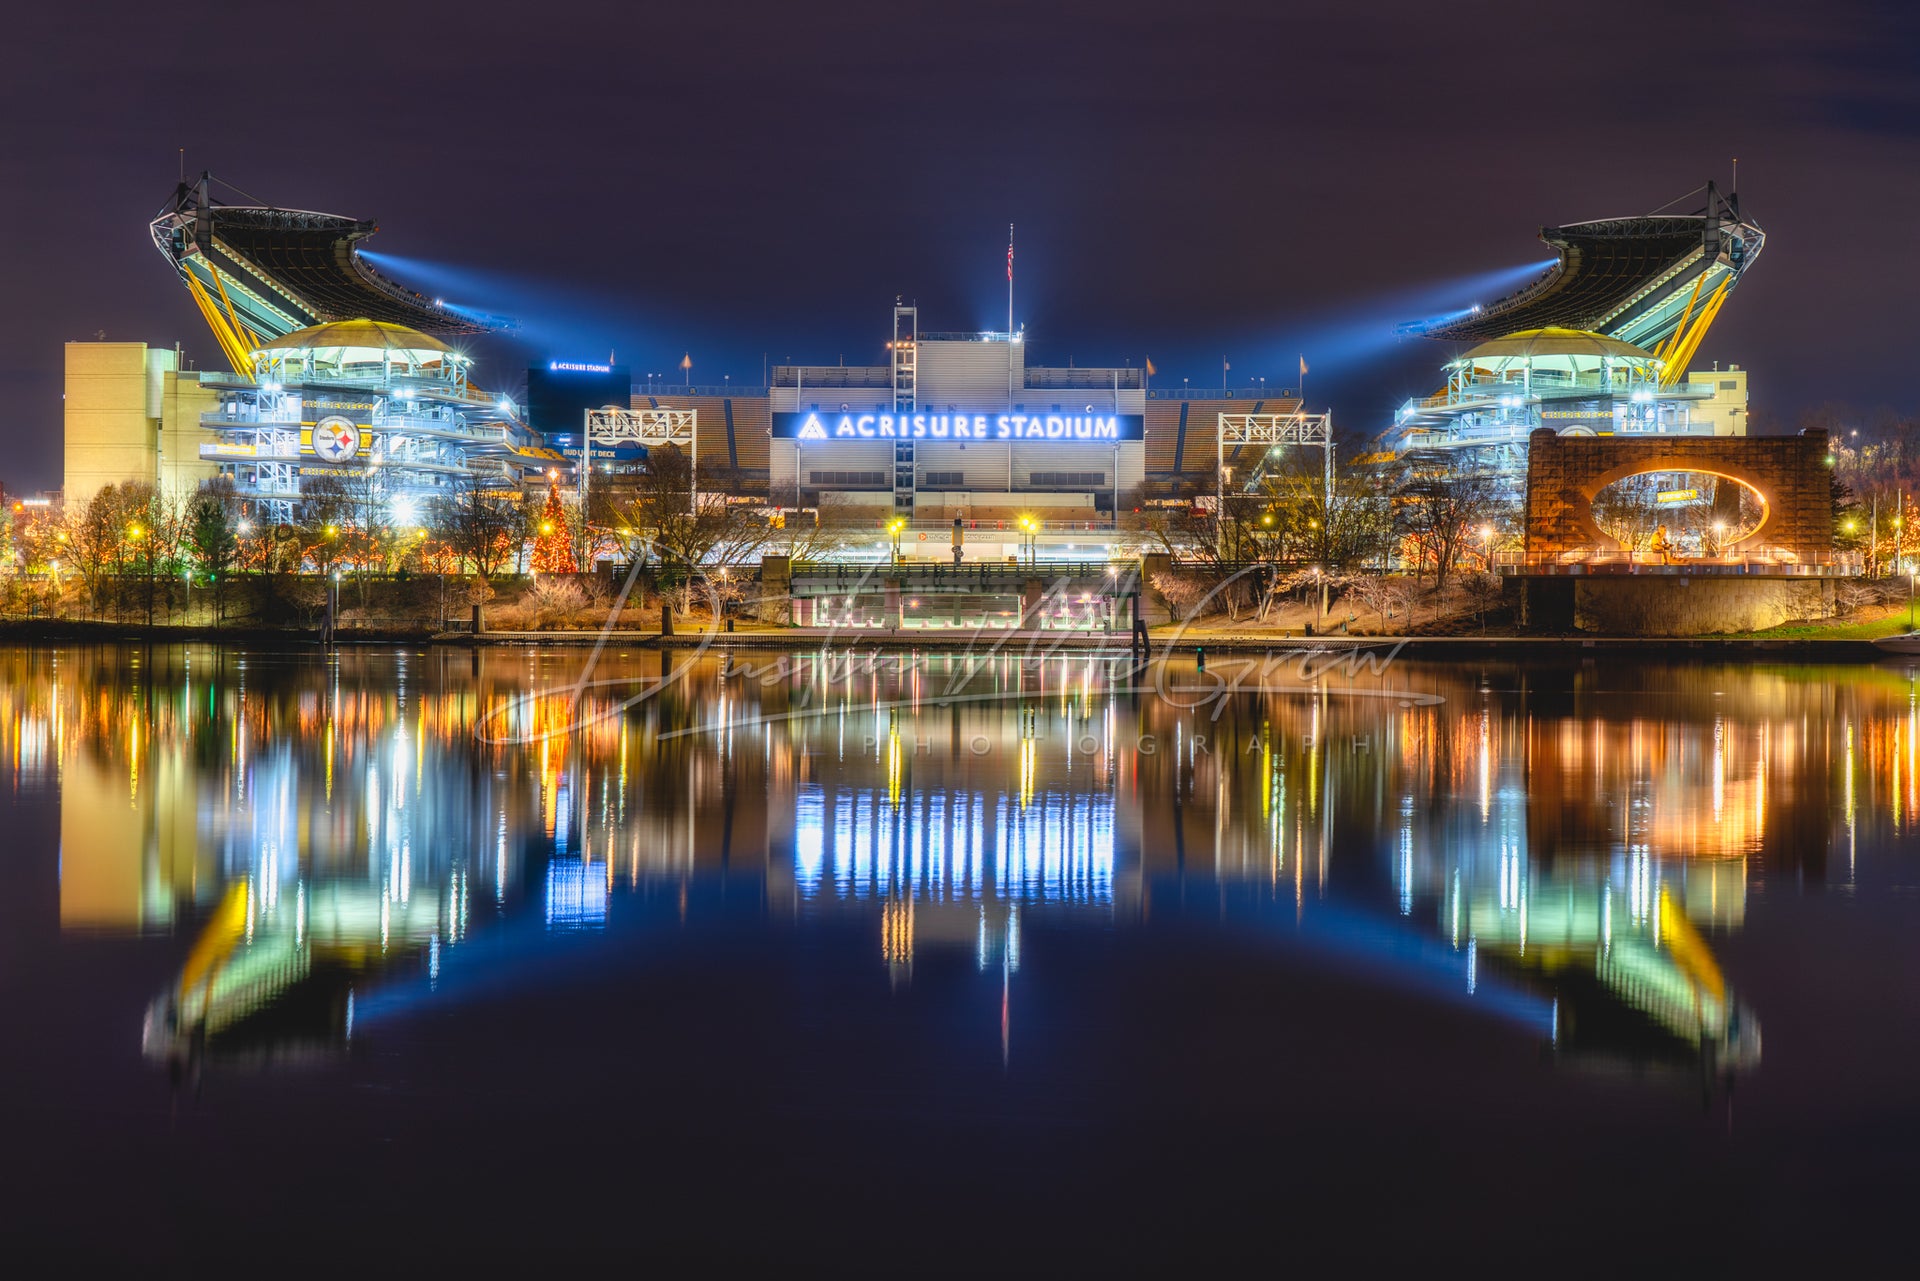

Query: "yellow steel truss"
left=1653, top=272, right=1706, bottom=366
left=182, top=263, right=259, bottom=377
left=209, top=264, right=263, bottom=359
left=1660, top=277, right=1731, bottom=387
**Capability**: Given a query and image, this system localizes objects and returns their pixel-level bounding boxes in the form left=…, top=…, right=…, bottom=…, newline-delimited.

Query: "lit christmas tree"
left=530, top=485, right=576, bottom=573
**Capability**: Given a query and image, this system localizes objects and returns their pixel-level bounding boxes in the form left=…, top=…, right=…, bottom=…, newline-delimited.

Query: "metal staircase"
left=892, top=303, right=917, bottom=512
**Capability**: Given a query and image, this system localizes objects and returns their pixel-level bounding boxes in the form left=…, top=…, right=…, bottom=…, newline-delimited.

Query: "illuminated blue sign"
left=548, top=360, right=613, bottom=373
left=772, top=411, right=1142, bottom=441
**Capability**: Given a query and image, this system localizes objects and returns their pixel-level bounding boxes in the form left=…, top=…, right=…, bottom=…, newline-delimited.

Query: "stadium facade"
left=1391, top=182, right=1762, bottom=466
left=201, top=320, right=556, bottom=524
left=562, top=303, right=1312, bottom=559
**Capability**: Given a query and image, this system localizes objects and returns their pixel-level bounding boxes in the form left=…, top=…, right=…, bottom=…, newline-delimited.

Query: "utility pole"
left=1872, top=492, right=1879, bottom=577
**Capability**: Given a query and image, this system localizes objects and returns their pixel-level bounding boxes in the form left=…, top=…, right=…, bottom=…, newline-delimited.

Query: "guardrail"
left=843, top=517, right=1120, bottom=533
left=1515, top=556, right=1846, bottom=576
left=632, top=385, right=769, bottom=398
left=1145, top=387, right=1296, bottom=401
left=792, top=561, right=1135, bottom=582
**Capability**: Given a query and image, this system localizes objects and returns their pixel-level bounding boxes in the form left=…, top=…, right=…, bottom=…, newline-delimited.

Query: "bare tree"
left=1463, top=571, right=1504, bottom=632
left=1344, top=574, right=1415, bottom=632
left=772, top=496, right=858, bottom=562
left=1591, top=473, right=1663, bottom=556
left=63, top=485, right=128, bottom=615
left=297, top=475, right=354, bottom=574
left=336, top=466, right=396, bottom=604
left=620, top=445, right=773, bottom=571
left=431, top=483, right=522, bottom=578
left=1395, top=460, right=1509, bottom=590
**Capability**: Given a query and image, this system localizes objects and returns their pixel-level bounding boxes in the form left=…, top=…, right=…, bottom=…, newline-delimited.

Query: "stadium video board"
left=772, top=411, right=1143, bottom=441
left=526, top=361, right=631, bottom=434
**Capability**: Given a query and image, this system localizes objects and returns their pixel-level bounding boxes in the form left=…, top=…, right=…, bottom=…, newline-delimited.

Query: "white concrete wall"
left=918, top=339, right=1024, bottom=409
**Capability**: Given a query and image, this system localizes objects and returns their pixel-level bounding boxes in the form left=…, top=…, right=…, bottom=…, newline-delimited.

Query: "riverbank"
left=0, top=616, right=1896, bottom=660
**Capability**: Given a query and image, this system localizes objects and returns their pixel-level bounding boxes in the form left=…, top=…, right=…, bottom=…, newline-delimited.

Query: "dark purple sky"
left=4, top=0, right=1917, bottom=491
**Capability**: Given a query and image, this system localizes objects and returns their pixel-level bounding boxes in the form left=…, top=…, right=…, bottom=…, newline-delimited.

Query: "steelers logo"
left=312, top=416, right=360, bottom=463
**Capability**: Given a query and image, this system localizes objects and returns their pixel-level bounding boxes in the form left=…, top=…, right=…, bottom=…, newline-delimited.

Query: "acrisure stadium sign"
left=772, top=411, right=1142, bottom=441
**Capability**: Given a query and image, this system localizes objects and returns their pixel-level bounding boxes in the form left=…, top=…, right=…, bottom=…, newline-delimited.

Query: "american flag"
left=1007, top=224, right=1014, bottom=282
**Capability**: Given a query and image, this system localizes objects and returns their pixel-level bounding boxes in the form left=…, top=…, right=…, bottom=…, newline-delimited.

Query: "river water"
left=0, top=643, right=1915, bottom=1270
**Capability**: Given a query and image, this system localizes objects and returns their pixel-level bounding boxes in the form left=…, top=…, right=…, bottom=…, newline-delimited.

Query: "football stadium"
left=62, top=173, right=1761, bottom=566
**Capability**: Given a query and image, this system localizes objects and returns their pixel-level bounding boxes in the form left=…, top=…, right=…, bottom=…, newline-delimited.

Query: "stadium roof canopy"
left=257, top=319, right=452, bottom=356
left=252, top=319, right=468, bottom=386
left=151, top=172, right=503, bottom=375
left=1410, top=182, right=1764, bottom=361
left=1460, top=327, right=1652, bottom=363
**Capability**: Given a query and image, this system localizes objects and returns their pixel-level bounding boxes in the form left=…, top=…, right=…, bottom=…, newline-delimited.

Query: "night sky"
left=4, top=0, right=1917, bottom=492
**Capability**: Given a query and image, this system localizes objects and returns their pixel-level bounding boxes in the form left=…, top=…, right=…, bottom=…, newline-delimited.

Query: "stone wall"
left=1524, top=428, right=1832, bottom=562
left=757, top=555, right=792, bottom=624
left=1566, top=575, right=1835, bottom=635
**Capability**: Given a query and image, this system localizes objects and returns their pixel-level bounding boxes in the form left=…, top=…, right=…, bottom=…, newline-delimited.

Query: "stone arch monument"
left=1524, top=428, right=1832, bottom=563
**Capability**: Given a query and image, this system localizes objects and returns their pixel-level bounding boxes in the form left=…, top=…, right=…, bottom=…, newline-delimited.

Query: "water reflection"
left=6, top=644, right=1899, bottom=1082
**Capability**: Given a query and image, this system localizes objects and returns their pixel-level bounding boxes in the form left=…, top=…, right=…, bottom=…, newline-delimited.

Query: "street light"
left=888, top=517, right=906, bottom=564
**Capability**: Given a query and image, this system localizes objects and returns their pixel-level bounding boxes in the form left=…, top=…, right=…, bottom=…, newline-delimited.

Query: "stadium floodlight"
left=498, top=397, right=514, bottom=416
left=390, top=497, right=418, bottom=527
left=261, top=381, right=282, bottom=394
